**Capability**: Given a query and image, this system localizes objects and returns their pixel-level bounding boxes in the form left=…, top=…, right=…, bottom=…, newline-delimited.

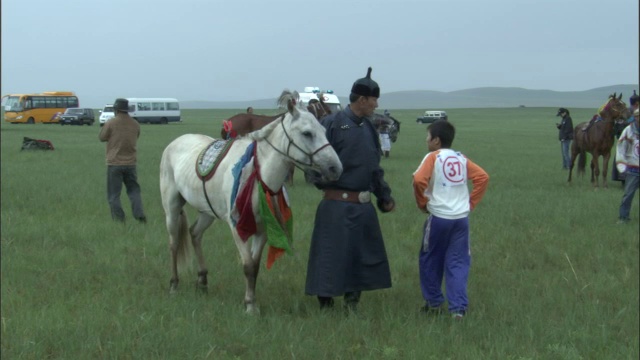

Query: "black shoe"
left=318, top=296, right=334, bottom=309
left=451, top=310, right=465, bottom=320
left=420, top=304, right=444, bottom=315
left=137, top=216, right=147, bottom=224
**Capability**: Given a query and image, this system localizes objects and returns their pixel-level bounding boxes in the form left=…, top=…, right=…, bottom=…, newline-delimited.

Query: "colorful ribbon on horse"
left=232, top=141, right=293, bottom=269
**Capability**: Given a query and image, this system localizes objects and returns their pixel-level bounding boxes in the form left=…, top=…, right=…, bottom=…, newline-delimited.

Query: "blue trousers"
left=619, top=173, right=639, bottom=221
left=560, top=140, right=572, bottom=169
left=419, top=215, right=470, bottom=313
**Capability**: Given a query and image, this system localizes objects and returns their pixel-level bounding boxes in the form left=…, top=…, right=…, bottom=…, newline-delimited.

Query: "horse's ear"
left=618, top=93, right=623, bottom=100
left=611, top=92, right=617, bottom=99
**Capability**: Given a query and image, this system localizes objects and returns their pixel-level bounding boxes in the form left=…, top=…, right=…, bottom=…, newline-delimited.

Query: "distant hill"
left=181, top=84, right=638, bottom=110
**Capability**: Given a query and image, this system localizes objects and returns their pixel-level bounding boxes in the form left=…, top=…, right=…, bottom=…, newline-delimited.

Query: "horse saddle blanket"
left=196, top=139, right=234, bottom=181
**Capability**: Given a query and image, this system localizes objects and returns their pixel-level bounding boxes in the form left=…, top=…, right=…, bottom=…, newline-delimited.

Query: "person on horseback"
left=615, top=108, right=639, bottom=224
left=556, top=108, right=574, bottom=170
left=582, top=97, right=615, bottom=132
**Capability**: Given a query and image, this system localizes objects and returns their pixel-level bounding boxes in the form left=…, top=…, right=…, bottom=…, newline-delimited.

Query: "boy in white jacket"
left=616, top=108, right=640, bottom=224
left=412, top=120, right=489, bottom=319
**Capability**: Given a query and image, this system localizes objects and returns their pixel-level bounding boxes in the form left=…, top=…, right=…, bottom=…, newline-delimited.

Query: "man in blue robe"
left=305, top=67, right=396, bottom=312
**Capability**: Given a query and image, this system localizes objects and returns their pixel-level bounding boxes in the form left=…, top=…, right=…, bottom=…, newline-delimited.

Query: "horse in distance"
left=306, top=93, right=332, bottom=121
left=568, top=93, right=630, bottom=188
left=160, top=90, right=343, bottom=314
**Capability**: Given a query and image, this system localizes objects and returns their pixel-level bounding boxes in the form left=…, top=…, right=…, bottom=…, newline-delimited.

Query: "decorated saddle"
left=196, top=139, right=235, bottom=181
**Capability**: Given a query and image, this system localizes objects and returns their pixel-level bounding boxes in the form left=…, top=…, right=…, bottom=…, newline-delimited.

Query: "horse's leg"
left=591, top=152, right=600, bottom=189
left=190, top=213, right=215, bottom=292
left=230, top=225, right=267, bottom=315
left=568, top=143, right=578, bottom=183
left=165, top=202, right=188, bottom=293
left=602, top=152, right=611, bottom=189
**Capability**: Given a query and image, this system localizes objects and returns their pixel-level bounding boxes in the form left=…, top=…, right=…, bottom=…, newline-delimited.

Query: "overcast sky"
left=2, top=0, right=638, bottom=108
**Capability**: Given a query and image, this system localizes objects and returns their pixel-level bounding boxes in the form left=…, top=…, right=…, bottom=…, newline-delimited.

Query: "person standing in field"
left=612, top=91, right=638, bottom=183
left=412, top=120, right=489, bottom=320
left=615, top=108, right=639, bottom=224
left=556, top=108, right=574, bottom=170
left=376, top=113, right=393, bottom=158
left=99, top=98, right=147, bottom=223
left=305, top=67, right=396, bottom=312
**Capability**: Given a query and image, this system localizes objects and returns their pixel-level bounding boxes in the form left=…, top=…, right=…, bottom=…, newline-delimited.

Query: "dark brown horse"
left=306, top=94, right=332, bottom=121
left=568, top=93, right=630, bottom=188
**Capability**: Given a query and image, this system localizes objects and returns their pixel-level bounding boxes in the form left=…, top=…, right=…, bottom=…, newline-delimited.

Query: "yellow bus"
left=2, top=91, right=79, bottom=124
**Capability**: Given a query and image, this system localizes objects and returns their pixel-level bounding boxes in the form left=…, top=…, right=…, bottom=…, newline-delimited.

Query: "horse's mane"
left=247, top=90, right=300, bottom=141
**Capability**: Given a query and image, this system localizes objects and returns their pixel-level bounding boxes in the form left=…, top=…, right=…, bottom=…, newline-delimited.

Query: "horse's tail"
left=175, top=210, right=192, bottom=272
left=577, top=151, right=587, bottom=176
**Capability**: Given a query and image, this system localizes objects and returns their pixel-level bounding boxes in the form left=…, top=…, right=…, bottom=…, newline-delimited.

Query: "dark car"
left=59, top=108, right=95, bottom=126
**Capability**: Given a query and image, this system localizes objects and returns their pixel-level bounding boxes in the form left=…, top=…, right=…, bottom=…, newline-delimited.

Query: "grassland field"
left=1, top=107, right=638, bottom=359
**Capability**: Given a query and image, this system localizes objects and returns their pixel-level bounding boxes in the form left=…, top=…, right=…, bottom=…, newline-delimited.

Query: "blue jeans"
left=419, top=215, right=470, bottom=313
left=560, top=140, right=572, bottom=169
left=619, top=173, right=639, bottom=220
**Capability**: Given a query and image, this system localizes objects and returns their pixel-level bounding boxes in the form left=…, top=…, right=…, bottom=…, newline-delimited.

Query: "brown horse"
left=568, top=93, right=631, bottom=188
left=306, top=94, right=332, bottom=121
left=221, top=112, right=285, bottom=140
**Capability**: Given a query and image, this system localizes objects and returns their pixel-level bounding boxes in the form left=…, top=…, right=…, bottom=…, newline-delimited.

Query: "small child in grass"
left=412, top=120, right=489, bottom=319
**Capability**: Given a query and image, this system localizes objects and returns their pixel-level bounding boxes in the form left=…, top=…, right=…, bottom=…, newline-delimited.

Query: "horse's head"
left=601, top=93, right=630, bottom=121
left=250, top=90, right=342, bottom=181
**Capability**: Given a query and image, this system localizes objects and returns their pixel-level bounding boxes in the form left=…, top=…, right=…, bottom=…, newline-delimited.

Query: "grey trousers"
left=107, top=165, right=145, bottom=221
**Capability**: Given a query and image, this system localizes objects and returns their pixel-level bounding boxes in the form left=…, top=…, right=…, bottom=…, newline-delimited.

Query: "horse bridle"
left=262, top=116, right=333, bottom=170
left=604, top=98, right=628, bottom=120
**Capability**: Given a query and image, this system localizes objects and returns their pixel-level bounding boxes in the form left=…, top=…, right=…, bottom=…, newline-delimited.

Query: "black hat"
left=351, top=67, right=380, bottom=98
left=113, top=98, right=129, bottom=112
left=556, top=107, right=569, bottom=116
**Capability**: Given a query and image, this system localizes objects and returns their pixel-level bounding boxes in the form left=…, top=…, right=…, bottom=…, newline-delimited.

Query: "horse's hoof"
left=169, top=279, right=179, bottom=294
left=245, top=304, right=261, bottom=315
left=195, top=283, right=208, bottom=294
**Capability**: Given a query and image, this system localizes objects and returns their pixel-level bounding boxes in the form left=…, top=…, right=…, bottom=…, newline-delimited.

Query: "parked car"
left=99, top=104, right=115, bottom=126
left=59, top=108, right=95, bottom=126
left=416, top=110, right=448, bottom=123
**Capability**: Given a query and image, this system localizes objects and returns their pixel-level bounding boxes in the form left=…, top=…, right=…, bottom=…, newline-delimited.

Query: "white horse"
left=159, top=90, right=342, bottom=314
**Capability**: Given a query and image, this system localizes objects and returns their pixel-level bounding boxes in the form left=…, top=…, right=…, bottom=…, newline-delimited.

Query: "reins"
left=262, top=116, right=332, bottom=171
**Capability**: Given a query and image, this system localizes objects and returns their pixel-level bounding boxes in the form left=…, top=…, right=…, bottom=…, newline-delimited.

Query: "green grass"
left=1, top=107, right=638, bottom=359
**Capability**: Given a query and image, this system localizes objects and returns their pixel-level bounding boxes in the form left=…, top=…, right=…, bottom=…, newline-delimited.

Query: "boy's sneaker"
left=420, top=304, right=444, bottom=315
left=616, top=218, right=630, bottom=224
left=451, top=311, right=465, bottom=320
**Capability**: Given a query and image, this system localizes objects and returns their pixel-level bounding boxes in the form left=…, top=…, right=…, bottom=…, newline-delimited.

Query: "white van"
left=99, top=104, right=115, bottom=126
left=127, top=98, right=181, bottom=124
left=417, top=110, right=448, bottom=123
left=298, top=87, right=342, bottom=114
